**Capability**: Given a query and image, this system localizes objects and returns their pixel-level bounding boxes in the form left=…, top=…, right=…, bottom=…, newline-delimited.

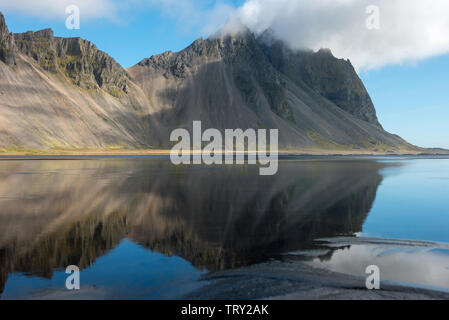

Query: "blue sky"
left=360, top=56, right=449, bottom=149
left=1, top=0, right=448, bottom=149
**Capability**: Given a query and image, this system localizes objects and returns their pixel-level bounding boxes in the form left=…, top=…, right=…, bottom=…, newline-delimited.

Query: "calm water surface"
left=0, top=157, right=448, bottom=298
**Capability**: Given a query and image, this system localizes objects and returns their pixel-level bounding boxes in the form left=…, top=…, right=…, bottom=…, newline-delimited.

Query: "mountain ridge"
left=0, top=12, right=437, bottom=153
left=128, top=30, right=416, bottom=151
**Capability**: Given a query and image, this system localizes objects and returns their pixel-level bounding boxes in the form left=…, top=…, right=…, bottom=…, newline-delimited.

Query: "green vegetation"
left=306, top=131, right=353, bottom=151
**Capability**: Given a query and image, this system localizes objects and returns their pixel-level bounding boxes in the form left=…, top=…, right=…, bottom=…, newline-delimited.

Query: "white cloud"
left=227, top=0, right=449, bottom=71
left=0, top=0, right=118, bottom=21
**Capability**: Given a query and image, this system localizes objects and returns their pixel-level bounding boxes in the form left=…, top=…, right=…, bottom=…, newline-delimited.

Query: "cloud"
left=0, top=0, right=118, bottom=21
left=227, top=0, right=449, bottom=71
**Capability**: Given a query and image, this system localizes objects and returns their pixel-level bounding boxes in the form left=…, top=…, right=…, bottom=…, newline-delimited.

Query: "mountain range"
left=0, top=12, right=438, bottom=153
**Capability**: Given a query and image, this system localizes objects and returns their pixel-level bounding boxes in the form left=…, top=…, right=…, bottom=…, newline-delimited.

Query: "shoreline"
left=0, top=148, right=448, bottom=157
left=185, top=260, right=449, bottom=300
left=186, top=236, right=449, bottom=300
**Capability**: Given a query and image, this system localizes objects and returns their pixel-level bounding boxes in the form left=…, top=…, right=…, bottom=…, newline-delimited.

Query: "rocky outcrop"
left=0, top=12, right=16, bottom=66
left=258, top=35, right=382, bottom=127
left=13, top=29, right=129, bottom=97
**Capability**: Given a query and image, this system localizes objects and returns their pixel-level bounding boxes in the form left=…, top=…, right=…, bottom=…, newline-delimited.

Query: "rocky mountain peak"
left=0, top=12, right=17, bottom=66
left=18, top=28, right=54, bottom=40
left=0, top=12, right=7, bottom=35
left=12, top=28, right=130, bottom=96
left=137, top=28, right=261, bottom=74
left=257, top=37, right=381, bottom=127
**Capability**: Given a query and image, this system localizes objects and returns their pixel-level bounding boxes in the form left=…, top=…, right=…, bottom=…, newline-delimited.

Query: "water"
left=362, top=159, right=449, bottom=242
left=0, top=156, right=448, bottom=298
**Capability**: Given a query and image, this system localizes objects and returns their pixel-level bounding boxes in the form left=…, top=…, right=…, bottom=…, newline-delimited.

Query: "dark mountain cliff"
left=0, top=13, right=16, bottom=66
left=258, top=35, right=381, bottom=127
left=129, top=30, right=414, bottom=151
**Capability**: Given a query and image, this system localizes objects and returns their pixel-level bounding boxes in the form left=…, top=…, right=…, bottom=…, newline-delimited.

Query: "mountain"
left=0, top=12, right=422, bottom=152
left=0, top=13, right=16, bottom=66
left=0, top=12, right=151, bottom=150
left=258, top=31, right=382, bottom=127
left=129, top=29, right=415, bottom=151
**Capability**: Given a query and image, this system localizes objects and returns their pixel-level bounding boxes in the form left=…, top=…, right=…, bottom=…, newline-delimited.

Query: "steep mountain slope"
left=0, top=12, right=151, bottom=150
left=258, top=33, right=382, bottom=127
left=128, top=29, right=416, bottom=151
left=0, top=12, right=419, bottom=152
left=0, top=13, right=16, bottom=66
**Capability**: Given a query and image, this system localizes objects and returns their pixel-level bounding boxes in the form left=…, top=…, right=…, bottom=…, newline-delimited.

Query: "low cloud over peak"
left=228, top=0, right=449, bottom=71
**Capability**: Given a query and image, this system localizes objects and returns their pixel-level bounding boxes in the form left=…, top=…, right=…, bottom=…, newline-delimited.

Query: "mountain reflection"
left=0, top=158, right=388, bottom=294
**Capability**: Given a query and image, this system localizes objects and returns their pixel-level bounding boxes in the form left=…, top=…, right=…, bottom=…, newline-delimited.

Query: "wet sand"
left=186, top=237, right=449, bottom=300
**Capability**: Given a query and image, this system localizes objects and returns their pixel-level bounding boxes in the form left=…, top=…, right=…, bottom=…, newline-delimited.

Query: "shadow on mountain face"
left=0, top=158, right=390, bottom=294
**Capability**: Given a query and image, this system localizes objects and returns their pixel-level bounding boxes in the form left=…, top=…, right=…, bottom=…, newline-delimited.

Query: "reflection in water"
left=306, top=244, right=449, bottom=291
left=0, top=158, right=388, bottom=296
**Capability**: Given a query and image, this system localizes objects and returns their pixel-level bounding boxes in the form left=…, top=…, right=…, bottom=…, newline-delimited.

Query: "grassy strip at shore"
left=0, top=147, right=440, bottom=156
